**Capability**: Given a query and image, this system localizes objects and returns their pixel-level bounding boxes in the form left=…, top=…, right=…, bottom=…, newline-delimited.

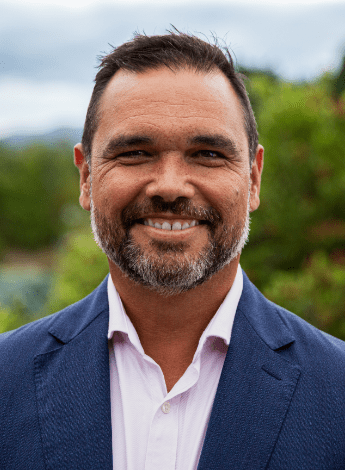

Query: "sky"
left=1, top=0, right=345, bottom=138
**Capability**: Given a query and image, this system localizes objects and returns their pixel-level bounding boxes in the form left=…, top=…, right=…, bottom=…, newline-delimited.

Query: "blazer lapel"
left=198, top=272, right=301, bottom=470
left=34, top=277, right=113, bottom=470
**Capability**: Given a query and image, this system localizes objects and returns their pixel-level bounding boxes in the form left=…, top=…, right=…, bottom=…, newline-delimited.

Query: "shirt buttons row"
left=161, top=402, right=171, bottom=414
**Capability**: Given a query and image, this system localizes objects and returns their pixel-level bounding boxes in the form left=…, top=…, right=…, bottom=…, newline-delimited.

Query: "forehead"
left=93, top=67, right=248, bottom=154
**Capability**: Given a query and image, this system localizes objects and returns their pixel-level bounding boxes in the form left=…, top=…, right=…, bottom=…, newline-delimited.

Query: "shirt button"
left=161, top=402, right=171, bottom=414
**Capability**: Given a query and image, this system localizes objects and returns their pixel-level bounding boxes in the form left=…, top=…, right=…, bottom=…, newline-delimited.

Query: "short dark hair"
left=81, top=30, right=258, bottom=166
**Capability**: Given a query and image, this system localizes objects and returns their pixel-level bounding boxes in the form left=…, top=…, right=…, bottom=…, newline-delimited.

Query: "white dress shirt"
left=108, top=265, right=243, bottom=470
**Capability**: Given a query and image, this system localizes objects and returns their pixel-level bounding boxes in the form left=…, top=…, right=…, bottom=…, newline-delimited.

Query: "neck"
left=108, top=259, right=239, bottom=390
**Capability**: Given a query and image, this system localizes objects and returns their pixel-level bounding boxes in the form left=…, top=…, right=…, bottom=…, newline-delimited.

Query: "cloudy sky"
left=1, top=0, right=345, bottom=138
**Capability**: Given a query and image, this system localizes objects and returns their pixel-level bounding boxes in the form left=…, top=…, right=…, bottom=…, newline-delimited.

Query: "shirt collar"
left=107, top=276, right=145, bottom=355
left=198, top=264, right=243, bottom=347
left=107, top=265, right=243, bottom=353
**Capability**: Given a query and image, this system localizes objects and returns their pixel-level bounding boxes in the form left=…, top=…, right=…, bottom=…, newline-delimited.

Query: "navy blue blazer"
left=1, top=271, right=345, bottom=469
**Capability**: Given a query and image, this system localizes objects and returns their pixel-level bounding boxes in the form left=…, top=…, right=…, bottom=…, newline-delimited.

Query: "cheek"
left=207, top=180, right=247, bottom=213
left=96, top=170, right=145, bottom=214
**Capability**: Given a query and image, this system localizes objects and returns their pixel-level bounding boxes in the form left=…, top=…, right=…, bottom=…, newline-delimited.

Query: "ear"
left=74, top=143, right=91, bottom=212
left=249, top=144, right=264, bottom=213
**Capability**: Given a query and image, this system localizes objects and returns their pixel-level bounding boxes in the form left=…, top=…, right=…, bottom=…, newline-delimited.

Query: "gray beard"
left=90, top=194, right=250, bottom=296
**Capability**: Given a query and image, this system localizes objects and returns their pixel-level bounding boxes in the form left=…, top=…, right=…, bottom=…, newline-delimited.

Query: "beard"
left=90, top=194, right=250, bottom=296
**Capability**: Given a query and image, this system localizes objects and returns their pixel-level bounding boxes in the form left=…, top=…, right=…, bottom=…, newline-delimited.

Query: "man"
left=1, top=31, right=345, bottom=470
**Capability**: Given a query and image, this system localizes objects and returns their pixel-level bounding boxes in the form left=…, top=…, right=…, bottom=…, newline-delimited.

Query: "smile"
left=138, top=218, right=206, bottom=231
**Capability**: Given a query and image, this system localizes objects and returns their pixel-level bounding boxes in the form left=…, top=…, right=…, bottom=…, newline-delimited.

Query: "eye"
left=117, top=150, right=151, bottom=164
left=196, top=150, right=224, bottom=159
left=119, top=150, right=148, bottom=157
left=191, top=150, right=227, bottom=165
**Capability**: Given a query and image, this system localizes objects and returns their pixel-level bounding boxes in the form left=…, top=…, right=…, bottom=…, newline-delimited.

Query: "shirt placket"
left=145, top=395, right=180, bottom=470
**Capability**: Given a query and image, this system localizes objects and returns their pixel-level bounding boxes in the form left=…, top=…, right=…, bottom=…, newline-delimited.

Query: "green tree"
left=45, top=229, right=109, bottom=315
left=0, top=143, right=85, bottom=254
left=242, top=73, right=345, bottom=289
left=263, top=252, right=345, bottom=340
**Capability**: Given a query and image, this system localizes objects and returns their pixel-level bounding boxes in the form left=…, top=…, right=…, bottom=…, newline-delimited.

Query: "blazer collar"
left=198, top=271, right=301, bottom=470
left=47, top=275, right=110, bottom=344
left=34, top=275, right=112, bottom=470
left=47, top=270, right=295, bottom=350
left=237, top=271, right=295, bottom=351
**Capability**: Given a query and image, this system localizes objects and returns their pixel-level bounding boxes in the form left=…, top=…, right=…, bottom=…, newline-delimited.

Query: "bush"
left=0, top=143, right=85, bottom=252
left=45, top=229, right=109, bottom=315
left=241, top=73, right=345, bottom=289
left=263, top=252, right=345, bottom=340
left=0, top=301, right=31, bottom=334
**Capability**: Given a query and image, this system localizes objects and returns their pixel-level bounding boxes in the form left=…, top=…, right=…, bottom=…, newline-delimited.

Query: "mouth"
left=135, top=217, right=209, bottom=231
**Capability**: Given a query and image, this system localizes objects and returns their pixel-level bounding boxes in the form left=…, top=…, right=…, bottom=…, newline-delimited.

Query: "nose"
left=144, top=154, right=195, bottom=201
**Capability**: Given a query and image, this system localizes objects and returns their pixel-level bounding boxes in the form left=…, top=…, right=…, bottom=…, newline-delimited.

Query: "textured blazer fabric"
left=1, top=272, right=345, bottom=469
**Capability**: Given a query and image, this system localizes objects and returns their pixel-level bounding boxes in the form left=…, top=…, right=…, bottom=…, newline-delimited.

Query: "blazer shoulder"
left=0, top=275, right=109, bottom=373
left=261, top=294, right=345, bottom=387
left=275, top=300, right=345, bottom=365
left=240, top=271, right=345, bottom=378
left=0, top=310, right=59, bottom=361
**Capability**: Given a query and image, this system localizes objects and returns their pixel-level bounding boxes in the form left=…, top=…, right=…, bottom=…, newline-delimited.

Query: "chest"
left=109, top=337, right=226, bottom=470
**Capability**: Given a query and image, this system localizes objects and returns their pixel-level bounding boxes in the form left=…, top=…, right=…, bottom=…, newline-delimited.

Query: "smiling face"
left=75, top=67, right=263, bottom=295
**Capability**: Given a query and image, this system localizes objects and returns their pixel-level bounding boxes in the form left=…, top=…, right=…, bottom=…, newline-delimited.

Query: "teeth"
left=144, top=218, right=199, bottom=230
left=172, top=222, right=182, bottom=231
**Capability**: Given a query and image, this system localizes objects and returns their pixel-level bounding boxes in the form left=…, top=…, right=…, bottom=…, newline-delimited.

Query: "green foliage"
left=333, top=56, right=345, bottom=99
left=241, top=73, right=345, bottom=289
left=0, top=142, right=86, bottom=253
left=45, top=229, right=109, bottom=314
left=263, top=252, right=345, bottom=340
left=0, top=300, right=31, bottom=334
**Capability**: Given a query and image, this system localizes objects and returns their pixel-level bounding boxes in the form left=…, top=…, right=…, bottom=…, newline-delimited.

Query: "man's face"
left=76, top=67, right=263, bottom=295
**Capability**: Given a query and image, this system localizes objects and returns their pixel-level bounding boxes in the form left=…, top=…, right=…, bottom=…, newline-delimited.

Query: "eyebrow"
left=101, top=133, right=241, bottom=159
left=101, top=135, right=154, bottom=159
left=189, top=134, right=241, bottom=157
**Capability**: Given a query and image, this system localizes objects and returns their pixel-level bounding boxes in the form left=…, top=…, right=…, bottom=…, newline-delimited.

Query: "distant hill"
left=0, top=127, right=83, bottom=148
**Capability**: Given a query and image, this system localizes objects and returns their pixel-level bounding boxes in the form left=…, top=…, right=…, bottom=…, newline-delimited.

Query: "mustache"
left=121, top=196, right=222, bottom=228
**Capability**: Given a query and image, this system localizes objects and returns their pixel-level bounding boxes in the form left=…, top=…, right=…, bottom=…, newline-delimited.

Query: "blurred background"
left=1, top=0, right=345, bottom=338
